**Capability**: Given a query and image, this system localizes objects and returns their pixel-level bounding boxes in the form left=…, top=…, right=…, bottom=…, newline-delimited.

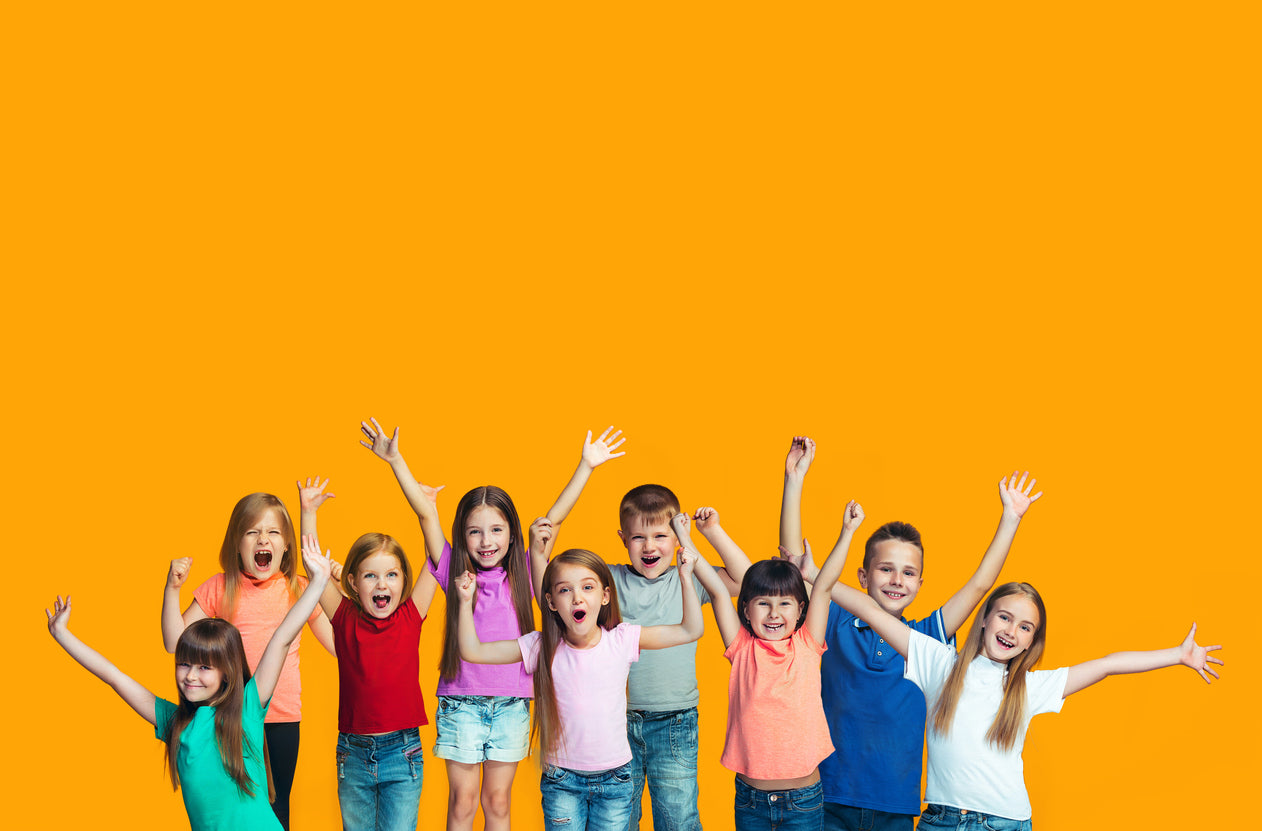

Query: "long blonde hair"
left=929, top=582, right=1047, bottom=751
left=532, top=549, right=621, bottom=763
left=217, top=493, right=301, bottom=618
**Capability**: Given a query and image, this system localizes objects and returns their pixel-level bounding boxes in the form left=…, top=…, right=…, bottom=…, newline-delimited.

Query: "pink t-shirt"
left=721, top=625, right=833, bottom=779
left=519, top=623, right=641, bottom=771
left=193, top=572, right=323, bottom=723
left=431, top=541, right=534, bottom=697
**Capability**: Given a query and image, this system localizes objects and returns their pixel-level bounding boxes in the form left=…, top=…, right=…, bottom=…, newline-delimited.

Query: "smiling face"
left=465, top=505, right=512, bottom=570
left=980, top=594, right=1041, bottom=662
left=618, top=514, right=677, bottom=580
left=175, top=660, right=224, bottom=703
left=546, top=562, right=611, bottom=645
left=858, top=539, right=923, bottom=617
left=743, top=594, right=805, bottom=641
left=352, top=550, right=406, bottom=619
left=238, top=508, right=287, bottom=580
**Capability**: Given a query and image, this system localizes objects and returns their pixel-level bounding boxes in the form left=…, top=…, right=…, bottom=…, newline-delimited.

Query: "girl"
left=305, top=530, right=442, bottom=831
left=457, top=529, right=704, bottom=831
left=356, top=417, right=625, bottom=831
left=672, top=503, right=865, bottom=831
left=162, top=491, right=336, bottom=831
left=48, top=540, right=333, bottom=831
left=828, top=565, right=1224, bottom=829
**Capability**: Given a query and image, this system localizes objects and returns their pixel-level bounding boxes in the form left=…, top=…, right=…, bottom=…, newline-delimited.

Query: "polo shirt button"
left=877, top=651, right=883, bottom=656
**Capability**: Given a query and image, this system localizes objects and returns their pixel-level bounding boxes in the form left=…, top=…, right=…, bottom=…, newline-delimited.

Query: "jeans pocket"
left=404, top=744, right=424, bottom=781
left=438, top=697, right=465, bottom=715
left=734, top=784, right=756, bottom=810
left=982, top=816, right=1029, bottom=831
left=919, top=804, right=947, bottom=827
left=543, top=765, right=568, bottom=784
left=788, top=784, right=822, bottom=812
left=670, top=709, right=700, bottom=770
left=336, top=750, right=347, bottom=781
left=612, top=762, right=633, bottom=784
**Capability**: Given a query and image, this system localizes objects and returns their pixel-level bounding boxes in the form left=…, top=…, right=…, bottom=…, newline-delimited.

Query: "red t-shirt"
left=332, top=596, right=428, bottom=734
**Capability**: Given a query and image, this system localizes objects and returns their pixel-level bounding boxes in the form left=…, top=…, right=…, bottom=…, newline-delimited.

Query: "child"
left=49, top=539, right=334, bottom=831
left=828, top=576, right=1223, bottom=829
left=302, top=527, right=440, bottom=831
left=612, top=485, right=751, bottom=831
left=161, top=491, right=336, bottom=831
left=457, top=534, right=704, bottom=831
left=354, top=418, right=625, bottom=831
left=674, top=501, right=864, bottom=831
left=779, top=438, right=1042, bottom=831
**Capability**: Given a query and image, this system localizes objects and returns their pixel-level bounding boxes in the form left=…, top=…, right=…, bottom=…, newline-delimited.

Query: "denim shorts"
left=918, top=804, right=1032, bottom=831
left=540, top=762, right=635, bottom=830
left=433, top=695, right=531, bottom=764
left=336, top=728, right=424, bottom=831
left=735, top=776, right=823, bottom=831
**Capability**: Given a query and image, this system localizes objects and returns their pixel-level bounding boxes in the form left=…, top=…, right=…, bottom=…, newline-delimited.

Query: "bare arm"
left=528, top=517, right=557, bottom=604
left=544, top=427, right=627, bottom=525
left=161, top=557, right=200, bottom=653
left=296, top=475, right=333, bottom=566
left=358, top=419, right=448, bottom=565
left=300, top=534, right=345, bottom=620
left=48, top=595, right=158, bottom=726
left=804, top=500, right=864, bottom=643
left=455, top=571, right=526, bottom=664
left=694, top=509, right=752, bottom=597
left=940, top=471, right=1043, bottom=636
left=778, top=436, right=815, bottom=560
left=254, top=539, right=334, bottom=705
left=639, top=543, right=705, bottom=650
left=411, top=568, right=442, bottom=616
left=674, top=513, right=741, bottom=648
left=305, top=611, right=337, bottom=657
left=1064, top=623, right=1223, bottom=697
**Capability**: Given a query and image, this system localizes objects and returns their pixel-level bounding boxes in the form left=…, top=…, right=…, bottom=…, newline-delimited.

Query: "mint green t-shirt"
left=154, top=677, right=279, bottom=831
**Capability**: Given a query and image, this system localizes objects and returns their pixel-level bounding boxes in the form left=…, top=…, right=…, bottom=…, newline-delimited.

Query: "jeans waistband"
left=341, top=727, right=420, bottom=749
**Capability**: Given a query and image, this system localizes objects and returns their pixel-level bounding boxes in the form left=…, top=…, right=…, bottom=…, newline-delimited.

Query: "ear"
left=601, top=586, right=610, bottom=606
left=856, top=567, right=869, bottom=589
left=546, top=592, right=557, bottom=613
left=616, top=529, right=627, bottom=546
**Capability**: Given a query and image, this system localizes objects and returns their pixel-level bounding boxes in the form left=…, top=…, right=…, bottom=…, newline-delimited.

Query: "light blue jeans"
left=541, top=762, right=635, bottom=830
left=918, top=804, right=1032, bottom=831
left=734, top=777, right=823, bottom=831
left=627, top=707, right=702, bottom=831
left=336, top=729, right=424, bottom=831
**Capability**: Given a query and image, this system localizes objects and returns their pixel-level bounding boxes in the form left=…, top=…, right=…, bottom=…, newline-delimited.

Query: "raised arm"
left=778, top=436, right=815, bottom=560
left=694, top=507, right=752, bottom=597
left=254, top=538, right=334, bottom=705
left=411, top=568, right=442, bottom=616
left=297, top=475, right=336, bottom=563
left=161, top=557, right=203, bottom=653
left=804, top=500, right=865, bottom=642
left=528, top=517, right=557, bottom=603
left=639, top=539, right=706, bottom=650
left=1063, top=623, right=1223, bottom=697
left=359, top=418, right=448, bottom=565
left=544, top=426, right=626, bottom=525
left=455, top=571, right=526, bottom=664
left=939, top=471, right=1043, bottom=636
left=48, top=595, right=158, bottom=726
left=301, top=534, right=345, bottom=621
left=674, top=512, right=741, bottom=648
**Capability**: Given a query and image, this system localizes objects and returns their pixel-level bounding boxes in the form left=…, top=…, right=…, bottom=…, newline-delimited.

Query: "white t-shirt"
left=905, top=629, right=1069, bottom=821
left=519, top=623, right=641, bottom=771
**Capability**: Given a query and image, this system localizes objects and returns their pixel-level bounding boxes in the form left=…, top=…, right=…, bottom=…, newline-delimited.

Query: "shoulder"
left=610, top=622, right=642, bottom=648
left=795, top=624, right=826, bottom=655
left=907, top=606, right=953, bottom=644
left=723, top=625, right=753, bottom=661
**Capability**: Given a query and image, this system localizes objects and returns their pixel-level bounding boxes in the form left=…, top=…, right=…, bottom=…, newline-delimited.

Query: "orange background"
left=4, top=3, right=1256, bottom=829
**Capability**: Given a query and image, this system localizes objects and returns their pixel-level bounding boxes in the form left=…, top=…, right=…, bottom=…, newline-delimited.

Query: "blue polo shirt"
left=818, top=601, right=953, bottom=815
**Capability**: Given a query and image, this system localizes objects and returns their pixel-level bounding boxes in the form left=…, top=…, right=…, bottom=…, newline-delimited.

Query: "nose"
left=888, top=571, right=903, bottom=586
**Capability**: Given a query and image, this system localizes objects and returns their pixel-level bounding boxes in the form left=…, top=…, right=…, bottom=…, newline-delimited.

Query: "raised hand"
left=167, top=557, right=193, bottom=589
left=329, top=558, right=344, bottom=583
left=785, top=436, right=816, bottom=482
left=581, top=426, right=627, bottom=469
left=670, top=512, right=695, bottom=548
left=300, top=534, right=333, bottom=585
left=455, top=570, right=477, bottom=604
left=677, top=544, right=696, bottom=579
left=776, top=544, right=815, bottom=579
left=998, top=471, right=1043, bottom=519
left=529, top=517, right=554, bottom=558
left=360, top=417, right=402, bottom=464
left=46, top=594, right=72, bottom=637
left=841, top=499, right=865, bottom=534
left=297, top=476, right=337, bottom=513
left=1179, top=623, right=1224, bottom=684
left=693, top=506, right=721, bottom=534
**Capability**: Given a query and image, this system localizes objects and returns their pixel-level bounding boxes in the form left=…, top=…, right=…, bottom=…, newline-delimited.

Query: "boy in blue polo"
left=778, top=437, right=1042, bottom=831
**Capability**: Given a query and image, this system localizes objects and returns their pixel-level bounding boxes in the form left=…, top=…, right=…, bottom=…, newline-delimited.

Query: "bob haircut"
left=618, top=484, right=681, bottom=531
left=341, top=533, right=413, bottom=611
left=862, top=520, right=924, bottom=572
left=736, top=559, right=809, bottom=635
left=217, top=493, right=301, bottom=618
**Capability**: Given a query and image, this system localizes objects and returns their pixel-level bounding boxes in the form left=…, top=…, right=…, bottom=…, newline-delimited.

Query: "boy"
left=779, top=437, right=1041, bottom=831
left=611, top=484, right=748, bottom=831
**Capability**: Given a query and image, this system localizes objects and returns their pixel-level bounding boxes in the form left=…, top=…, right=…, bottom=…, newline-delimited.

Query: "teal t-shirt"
left=155, top=677, right=279, bottom=831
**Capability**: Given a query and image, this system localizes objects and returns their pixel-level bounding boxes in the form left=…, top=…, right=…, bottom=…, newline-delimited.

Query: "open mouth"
left=996, top=633, right=1016, bottom=650
left=254, top=551, right=273, bottom=570
left=639, top=554, right=661, bottom=568
left=477, top=550, right=499, bottom=562
left=372, top=594, right=392, bottom=610
left=882, top=590, right=905, bottom=600
left=572, top=609, right=587, bottom=622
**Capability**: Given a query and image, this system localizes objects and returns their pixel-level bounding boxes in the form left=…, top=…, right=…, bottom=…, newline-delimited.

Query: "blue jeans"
left=627, top=707, right=702, bottom=831
left=336, top=729, right=424, bottom=831
left=918, top=804, right=1032, bottom=831
left=823, top=802, right=915, bottom=831
left=541, top=762, right=635, bottom=830
left=734, top=777, right=823, bottom=831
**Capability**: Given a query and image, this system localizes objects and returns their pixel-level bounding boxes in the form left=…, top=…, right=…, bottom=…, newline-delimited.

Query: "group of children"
left=47, top=427, right=1224, bottom=831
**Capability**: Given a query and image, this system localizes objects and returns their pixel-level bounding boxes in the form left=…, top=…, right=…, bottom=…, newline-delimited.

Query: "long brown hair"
left=439, top=486, right=535, bottom=682
left=217, top=493, right=300, bottom=619
left=532, top=549, right=622, bottom=763
left=929, top=582, right=1048, bottom=751
left=166, top=619, right=273, bottom=799
left=341, top=533, right=413, bottom=612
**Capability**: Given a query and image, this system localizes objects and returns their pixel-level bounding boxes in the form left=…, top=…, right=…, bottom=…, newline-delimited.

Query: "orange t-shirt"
left=192, top=572, right=323, bottom=722
left=721, top=625, right=833, bottom=779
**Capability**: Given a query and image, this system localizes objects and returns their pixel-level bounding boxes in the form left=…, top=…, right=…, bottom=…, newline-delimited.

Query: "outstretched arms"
left=674, top=512, right=742, bottom=648
left=778, top=436, right=815, bottom=561
left=544, top=427, right=627, bottom=525
left=161, top=557, right=206, bottom=653
left=804, top=500, right=865, bottom=643
left=638, top=538, right=705, bottom=650
left=253, top=539, right=335, bottom=705
left=456, top=571, right=526, bottom=665
left=528, top=517, right=557, bottom=603
left=48, top=595, right=158, bottom=726
left=692, top=507, right=751, bottom=596
left=1063, top=623, right=1224, bottom=697
left=939, top=471, right=1043, bottom=636
left=358, top=419, right=448, bottom=566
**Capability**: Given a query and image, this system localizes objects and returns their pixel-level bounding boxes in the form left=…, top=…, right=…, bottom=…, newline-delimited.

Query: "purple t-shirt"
left=430, top=541, right=534, bottom=697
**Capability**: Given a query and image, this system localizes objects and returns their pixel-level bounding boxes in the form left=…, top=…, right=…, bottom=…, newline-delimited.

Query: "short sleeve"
left=191, top=574, right=225, bottom=617
left=798, top=624, right=826, bottom=656
left=1025, top=666, right=1070, bottom=716
left=723, top=626, right=752, bottom=663
left=905, top=629, right=954, bottom=695
left=616, top=623, right=642, bottom=664
left=154, top=697, right=176, bottom=740
left=428, top=541, right=453, bottom=587
left=518, top=631, right=542, bottom=674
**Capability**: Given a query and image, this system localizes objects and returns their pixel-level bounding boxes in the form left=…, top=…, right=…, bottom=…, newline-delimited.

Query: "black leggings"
left=264, top=721, right=301, bottom=830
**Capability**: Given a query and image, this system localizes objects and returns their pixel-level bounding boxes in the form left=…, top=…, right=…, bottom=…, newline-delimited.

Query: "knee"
left=447, top=784, right=480, bottom=820
left=481, top=784, right=512, bottom=819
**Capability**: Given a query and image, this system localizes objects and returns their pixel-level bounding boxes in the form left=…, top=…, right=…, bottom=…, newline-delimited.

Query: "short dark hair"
left=863, top=521, right=924, bottom=571
left=736, top=559, right=809, bottom=635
